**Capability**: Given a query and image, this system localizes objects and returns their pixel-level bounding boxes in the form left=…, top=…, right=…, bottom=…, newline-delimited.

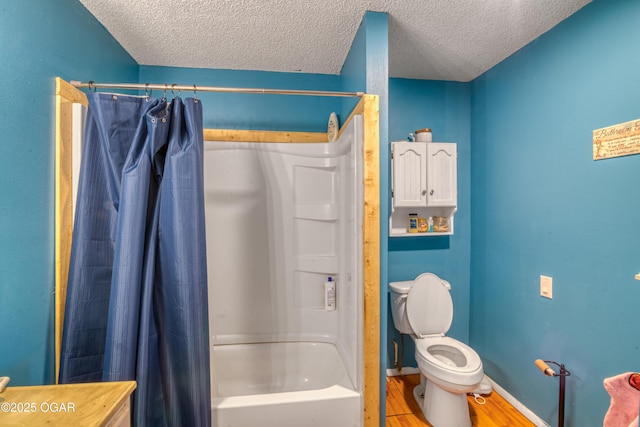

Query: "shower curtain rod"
left=70, top=81, right=364, bottom=98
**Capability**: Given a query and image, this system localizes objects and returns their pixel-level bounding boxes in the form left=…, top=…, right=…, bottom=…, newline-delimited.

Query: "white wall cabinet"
left=391, top=142, right=428, bottom=207
left=390, top=141, right=457, bottom=236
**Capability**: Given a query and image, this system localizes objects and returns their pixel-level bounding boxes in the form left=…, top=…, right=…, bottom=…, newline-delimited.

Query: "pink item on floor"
left=603, top=372, right=640, bottom=427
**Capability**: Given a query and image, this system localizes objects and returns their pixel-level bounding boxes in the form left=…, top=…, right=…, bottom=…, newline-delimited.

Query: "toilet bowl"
left=389, top=273, right=483, bottom=427
left=415, top=336, right=482, bottom=393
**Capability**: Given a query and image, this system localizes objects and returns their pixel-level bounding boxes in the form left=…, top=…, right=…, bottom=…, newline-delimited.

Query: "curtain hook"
left=88, top=81, right=95, bottom=93
left=171, top=83, right=177, bottom=98
left=162, top=83, right=168, bottom=102
left=145, top=83, right=151, bottom=101
left=193, top=84, right=198, bottom=103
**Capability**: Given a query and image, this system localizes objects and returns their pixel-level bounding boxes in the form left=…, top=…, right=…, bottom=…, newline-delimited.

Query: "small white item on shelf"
left=415, top=128, right=432, bottom=142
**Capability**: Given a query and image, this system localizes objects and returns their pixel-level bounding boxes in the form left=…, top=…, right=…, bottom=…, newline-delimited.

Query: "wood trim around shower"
left=54, top=77, right=88, bottom=384
left=204, top=128, right=328, bottom=143
left=54, top=78, right=380, bottom=426
left=360, top=94, right=381, bottom=427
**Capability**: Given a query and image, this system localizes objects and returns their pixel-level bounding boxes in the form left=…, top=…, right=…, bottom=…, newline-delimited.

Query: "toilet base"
left=413, top=379, right=471, bottom=427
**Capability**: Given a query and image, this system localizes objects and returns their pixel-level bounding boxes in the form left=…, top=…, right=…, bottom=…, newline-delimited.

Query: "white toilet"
left=389, top=272, right=483, bottom=427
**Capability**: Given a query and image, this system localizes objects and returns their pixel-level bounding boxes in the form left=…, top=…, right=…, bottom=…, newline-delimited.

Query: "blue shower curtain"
left=59, top=92, right=211, bottom=426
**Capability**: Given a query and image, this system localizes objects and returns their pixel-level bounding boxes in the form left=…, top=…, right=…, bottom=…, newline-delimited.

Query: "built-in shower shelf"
left=294, top=203, right=337, bottom=221
left=295, top=256, right=338, bottom=273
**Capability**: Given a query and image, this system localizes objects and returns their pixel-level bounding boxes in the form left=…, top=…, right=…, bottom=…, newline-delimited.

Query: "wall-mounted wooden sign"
left=593, top=119, right=640, bottom=160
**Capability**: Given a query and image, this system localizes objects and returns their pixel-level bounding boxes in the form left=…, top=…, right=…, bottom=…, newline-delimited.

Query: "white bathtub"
left=211, top=342, right=361, bottom=426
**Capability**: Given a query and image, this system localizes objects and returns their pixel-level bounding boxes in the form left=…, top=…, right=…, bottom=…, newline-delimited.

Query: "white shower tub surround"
left=203, top=116, right=364, bottom=427
left=211, top=342, right=361, bottom=426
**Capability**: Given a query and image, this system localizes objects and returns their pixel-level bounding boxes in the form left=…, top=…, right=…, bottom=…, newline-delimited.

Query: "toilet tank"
left=389, top=281, right=414, bottom=334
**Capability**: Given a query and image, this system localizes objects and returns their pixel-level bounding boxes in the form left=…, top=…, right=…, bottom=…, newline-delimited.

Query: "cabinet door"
left=392, top=142, right=427, bottom=208
left=426, top=143, right=457, bottom=206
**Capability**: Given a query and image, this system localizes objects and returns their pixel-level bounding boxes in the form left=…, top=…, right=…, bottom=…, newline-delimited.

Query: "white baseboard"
left=386, top=367, right=420, bottom=377
left=384, top=370, right=549, bottom=427
left=485, top=375, right=550, bottom=427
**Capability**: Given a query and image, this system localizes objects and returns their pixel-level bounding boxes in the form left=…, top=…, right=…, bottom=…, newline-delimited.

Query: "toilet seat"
left=414, top=336, right=483, bottom=386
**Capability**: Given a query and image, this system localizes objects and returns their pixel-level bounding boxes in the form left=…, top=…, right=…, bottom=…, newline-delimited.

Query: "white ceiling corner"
left=78, top=0, right=591, bottom=82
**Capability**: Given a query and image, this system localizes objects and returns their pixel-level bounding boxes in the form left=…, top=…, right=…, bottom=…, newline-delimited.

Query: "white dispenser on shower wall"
left=325, top=277, right=336, bottom=311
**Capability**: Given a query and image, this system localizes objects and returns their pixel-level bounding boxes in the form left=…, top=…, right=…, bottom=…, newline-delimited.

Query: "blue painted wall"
left=387, top=79, right=471, bottom=369
left=139, top=66, right=342, bottom=132
left=340, top=14, right=366, bottom=120
left=470, top=0, right=640, bottom=425
left=0, top=0, right=138, bottom=386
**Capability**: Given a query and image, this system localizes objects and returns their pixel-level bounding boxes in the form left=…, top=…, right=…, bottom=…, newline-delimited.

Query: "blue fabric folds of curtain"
left=59, top=92, right=211, bottom=426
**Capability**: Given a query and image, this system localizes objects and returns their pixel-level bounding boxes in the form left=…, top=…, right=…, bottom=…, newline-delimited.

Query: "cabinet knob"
left=430, top=189, right=434, bottom=196
left=422, top=190, right=427, bottom=196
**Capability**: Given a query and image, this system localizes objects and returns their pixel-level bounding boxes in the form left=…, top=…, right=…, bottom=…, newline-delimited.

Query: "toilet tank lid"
left=389, top=280, right=414, bottom=294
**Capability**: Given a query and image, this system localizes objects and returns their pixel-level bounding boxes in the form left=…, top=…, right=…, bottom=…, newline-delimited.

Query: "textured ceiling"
left=79, top=0, right=591, bottom=82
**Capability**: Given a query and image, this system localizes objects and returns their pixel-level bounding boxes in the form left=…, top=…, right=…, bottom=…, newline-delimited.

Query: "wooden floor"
left=386, top=374, right=535, bottom=427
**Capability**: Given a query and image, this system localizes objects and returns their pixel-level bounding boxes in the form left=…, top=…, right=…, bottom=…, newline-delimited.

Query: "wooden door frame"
left=54, top=78, right=87, bottom=383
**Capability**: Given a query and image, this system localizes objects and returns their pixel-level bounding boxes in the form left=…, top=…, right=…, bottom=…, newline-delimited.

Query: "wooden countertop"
left=0, top=381, right=136, bottom=426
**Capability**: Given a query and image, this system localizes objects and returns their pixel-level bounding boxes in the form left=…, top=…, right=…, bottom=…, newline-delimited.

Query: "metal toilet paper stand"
left=535, top=359, right=571, bottom=427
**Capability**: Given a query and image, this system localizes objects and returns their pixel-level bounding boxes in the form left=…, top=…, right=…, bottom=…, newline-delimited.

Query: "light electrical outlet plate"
left=540, top=275, right=553, bottom=299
